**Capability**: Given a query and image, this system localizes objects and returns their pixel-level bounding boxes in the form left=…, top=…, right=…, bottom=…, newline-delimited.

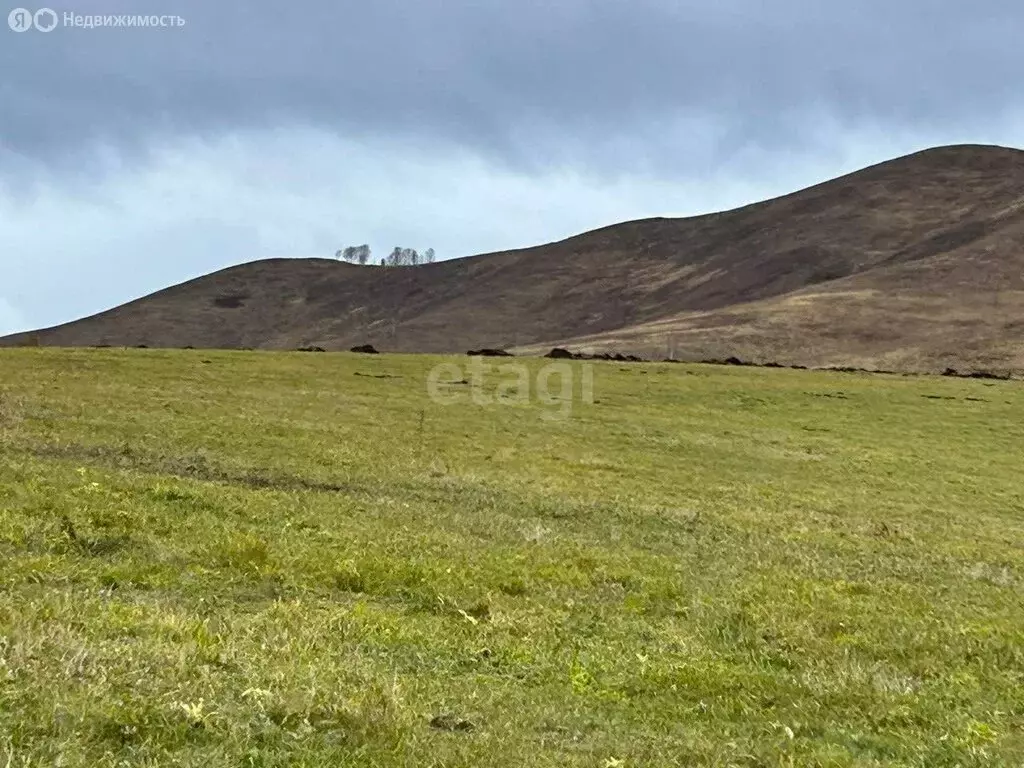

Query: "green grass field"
left=1, top=349, right=1022, bottom=767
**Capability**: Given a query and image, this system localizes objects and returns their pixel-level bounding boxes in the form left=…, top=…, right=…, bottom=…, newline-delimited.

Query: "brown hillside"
left=4, top=144, right=1024, bottom=371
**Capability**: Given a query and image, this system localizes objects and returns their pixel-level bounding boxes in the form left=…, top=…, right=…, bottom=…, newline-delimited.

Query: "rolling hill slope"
left=4, top=144, right=1024, bottom=371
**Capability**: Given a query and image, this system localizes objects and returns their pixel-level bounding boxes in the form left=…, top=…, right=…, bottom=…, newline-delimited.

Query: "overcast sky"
left=2, top=1, right=1023, bottom=335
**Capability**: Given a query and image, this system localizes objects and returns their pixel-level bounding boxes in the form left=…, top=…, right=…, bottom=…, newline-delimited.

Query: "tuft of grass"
left=0, top=348, right=1022, bottom=766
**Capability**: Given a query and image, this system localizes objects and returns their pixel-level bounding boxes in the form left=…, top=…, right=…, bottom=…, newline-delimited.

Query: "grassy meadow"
left=0, top=348, right=1022, bottom=766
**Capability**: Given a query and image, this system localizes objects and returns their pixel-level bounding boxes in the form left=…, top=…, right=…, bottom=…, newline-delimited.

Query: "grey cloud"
left=2, top=0, right=1022, bottom=176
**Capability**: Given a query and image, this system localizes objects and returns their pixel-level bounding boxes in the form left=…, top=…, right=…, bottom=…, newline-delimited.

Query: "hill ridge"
left=5, top=143, right=1024, bottom=372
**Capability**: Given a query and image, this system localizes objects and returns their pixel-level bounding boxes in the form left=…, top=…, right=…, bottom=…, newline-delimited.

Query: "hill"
left=4, top=144, right=1024, bottom=372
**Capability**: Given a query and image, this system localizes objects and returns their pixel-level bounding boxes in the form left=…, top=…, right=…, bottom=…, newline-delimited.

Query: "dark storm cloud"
left=2, top=0, right=1023, bottom=173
